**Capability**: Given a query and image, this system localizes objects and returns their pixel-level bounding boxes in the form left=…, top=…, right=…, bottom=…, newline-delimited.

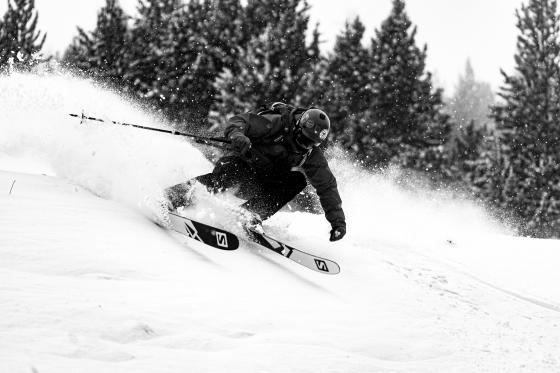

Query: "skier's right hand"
left=329, top=225, right=346, bottom=242
left=230, top=132, right=251, bottom=155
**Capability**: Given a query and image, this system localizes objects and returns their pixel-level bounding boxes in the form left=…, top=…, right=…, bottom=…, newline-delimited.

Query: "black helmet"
left=294, top=108, right=330, bottom=149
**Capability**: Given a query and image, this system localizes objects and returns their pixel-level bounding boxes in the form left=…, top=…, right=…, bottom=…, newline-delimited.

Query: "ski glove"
left=230, top=132, right=251, bottom=155
left=329, top=226, right=346, bottom=242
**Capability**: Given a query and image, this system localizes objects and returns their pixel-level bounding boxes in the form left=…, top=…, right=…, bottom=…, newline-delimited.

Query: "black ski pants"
left=196, top=156, right=307, bottom=220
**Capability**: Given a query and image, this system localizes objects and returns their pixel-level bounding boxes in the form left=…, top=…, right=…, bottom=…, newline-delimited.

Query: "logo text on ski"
left=314, top=259, right=329, bottom=272
left=264, top=235, right=293, bottom=258
left=184, top=221, right=202, bottom=242
left=279, top=244, right=293, bottom=258
left=215, top=231, right=228, bottom=248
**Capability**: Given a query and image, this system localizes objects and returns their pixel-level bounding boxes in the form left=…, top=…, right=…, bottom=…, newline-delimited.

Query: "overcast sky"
left=1, top=0, right=525, bottom=94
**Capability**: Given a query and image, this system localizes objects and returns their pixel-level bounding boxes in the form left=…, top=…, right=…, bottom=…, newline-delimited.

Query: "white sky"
left=0, top=0, right=524, bottom=94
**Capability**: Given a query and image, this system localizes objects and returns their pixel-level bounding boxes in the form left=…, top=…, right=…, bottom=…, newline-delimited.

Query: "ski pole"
left=68, top=112, right=231, bottom=145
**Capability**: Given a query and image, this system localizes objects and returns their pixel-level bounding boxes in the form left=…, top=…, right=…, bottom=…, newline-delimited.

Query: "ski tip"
left=313, top=259, right=340, bottom=275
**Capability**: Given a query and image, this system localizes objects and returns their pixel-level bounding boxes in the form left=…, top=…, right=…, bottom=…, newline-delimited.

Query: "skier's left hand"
left=230, top=132, right=251, bottom=155
left=329, top=226, right=346, bottom=242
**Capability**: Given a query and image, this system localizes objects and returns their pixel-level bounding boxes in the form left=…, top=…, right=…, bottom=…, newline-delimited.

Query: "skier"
left=165, top=102, right=346, bottom=242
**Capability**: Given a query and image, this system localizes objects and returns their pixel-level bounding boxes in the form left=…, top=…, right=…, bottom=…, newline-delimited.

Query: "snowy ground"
left=1, top=71, right=560, bottom=372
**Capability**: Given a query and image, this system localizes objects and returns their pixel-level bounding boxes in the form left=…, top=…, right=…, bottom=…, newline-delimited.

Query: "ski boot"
left=242, top=211, right=264, bottom=237
left=143, top=194, right=173, bottom=229
left=164, top=180, right=197, bottom=210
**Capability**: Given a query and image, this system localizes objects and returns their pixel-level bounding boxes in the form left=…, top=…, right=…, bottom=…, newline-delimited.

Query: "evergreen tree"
left=448, top=59, right=495, bottom=130
left=452, top=121, right=487, bottom=162
left=203, top=0, right=246, bottom=73
left=211, top=0, right=318, bottom=125
left=444, top=60, right=495, bottom=183
left=318, top=17, right=371, bottom=147
left=243, top=0, right=292, bottom=37
left=465, top=129, right=505, bottom=206
left=154, top=0, right=211, bottom=126
left=297, top=21, right=322, bottom=101
left=356, top=0, right=451, bottom=174
left=162, top=0, right=246, bottom=129
left=447, top=120, right=490, bottom=181
left=64, top=0, right=129, bottom=85
left=125, top=0, right=180, bottom=109
left=491, top=0, right=560, bottom=237
left=0, top=0, right=45, bottom=69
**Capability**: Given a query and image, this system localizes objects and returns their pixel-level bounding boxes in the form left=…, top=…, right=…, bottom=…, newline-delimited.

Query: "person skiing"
left=165, top=102, right=346, bottom=242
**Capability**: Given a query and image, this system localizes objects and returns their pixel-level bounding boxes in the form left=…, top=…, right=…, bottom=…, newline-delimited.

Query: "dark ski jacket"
left=225, top=111, right=346, bottom=228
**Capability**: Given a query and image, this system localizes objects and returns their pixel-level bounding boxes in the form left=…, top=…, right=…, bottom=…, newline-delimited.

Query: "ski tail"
left=168, top=212, right=239, bottom=250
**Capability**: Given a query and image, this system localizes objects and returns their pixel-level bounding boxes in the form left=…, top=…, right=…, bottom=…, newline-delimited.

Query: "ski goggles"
left=295, top=129, right=321, bottom=149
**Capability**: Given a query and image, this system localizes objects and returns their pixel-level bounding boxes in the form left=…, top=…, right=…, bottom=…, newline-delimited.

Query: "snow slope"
left=1, top=71, right=560, bottom=373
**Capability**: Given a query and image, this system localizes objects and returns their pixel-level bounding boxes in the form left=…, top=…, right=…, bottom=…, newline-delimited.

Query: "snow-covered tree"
left=448, top=59, right=495, bottom=130
left=0, top=0, right=45, bottom=69
left=150, top=0, right=212, bottom=127
left=445, top=119, right=493, bottom=185
left=491, top=0, right=560, bottom=237
left=318, top=17, right=371, bottom=147
left=64, top=0, right=130, bottom=85
left=356, top=0, right=451, bottom=174
left=211, top=0, right=318, bottom=126
left=163, top=0, right=246, bottom=129
left=124, top=0, right=180, bottom=108
left=203, top=0, right=246, bottom=73
left=120, top=0, right=247, bottom=129
left=442, top=60, right=495, bottom=183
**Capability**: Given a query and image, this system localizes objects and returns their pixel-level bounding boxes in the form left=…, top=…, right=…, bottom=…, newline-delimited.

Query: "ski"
left=167, top=211, right=339, bottom=274
left=168, top=211, right=239, bottom=250
left=247, top=229, right=340, bottom=275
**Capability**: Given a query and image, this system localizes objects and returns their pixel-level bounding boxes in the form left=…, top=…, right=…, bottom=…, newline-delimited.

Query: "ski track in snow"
left=1, top=71, right=560, bottom=372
